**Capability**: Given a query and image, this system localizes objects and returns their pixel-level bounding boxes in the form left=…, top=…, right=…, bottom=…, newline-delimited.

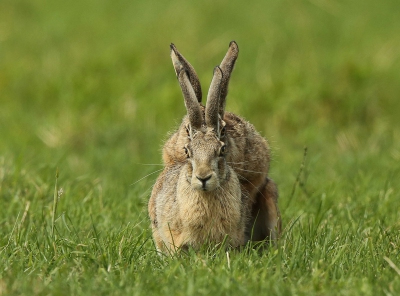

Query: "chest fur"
left=177, top=182, right=243, bottom=245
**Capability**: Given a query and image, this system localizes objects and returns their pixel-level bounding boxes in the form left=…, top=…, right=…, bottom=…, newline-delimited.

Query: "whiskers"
left=131, top=162, right=184, bottom=187
left=130, top=168, right=164, bottom=186
left=229, top=167, right=266, bottom=175
left=132, top=163, right=164, bottom=166
left=131, top=165, right=184, bottom=202
left=234, top=172, right=266, bottom=199
left=226, top=160, right=255, bottom=165
left=227, top=160, right=266, bottom=174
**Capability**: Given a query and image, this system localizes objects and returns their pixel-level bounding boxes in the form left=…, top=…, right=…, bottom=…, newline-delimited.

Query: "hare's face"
left=183, top=129, right=228, bottom=192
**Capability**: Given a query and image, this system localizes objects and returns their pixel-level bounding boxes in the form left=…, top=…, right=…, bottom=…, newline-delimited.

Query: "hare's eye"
left=183, top=146, right=190, bottom=158
left=219, top=145, right=227, bottom=156
left=185, top=125, right=191, bottom=139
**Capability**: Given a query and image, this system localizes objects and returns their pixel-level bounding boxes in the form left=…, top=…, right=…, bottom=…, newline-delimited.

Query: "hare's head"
left=170, top=42, right=239, bottom=191
left=182, top=127, right=227, bottom=191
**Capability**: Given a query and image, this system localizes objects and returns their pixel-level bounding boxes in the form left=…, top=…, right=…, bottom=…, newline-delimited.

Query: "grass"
left=1, top=0, right=400, bottom=294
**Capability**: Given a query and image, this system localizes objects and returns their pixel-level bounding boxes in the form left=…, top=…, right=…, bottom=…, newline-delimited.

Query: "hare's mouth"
left=191, top=181, right=218, bottom=192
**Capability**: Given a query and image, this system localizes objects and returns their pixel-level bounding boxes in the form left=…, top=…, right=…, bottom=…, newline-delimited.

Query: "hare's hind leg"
left=246, top=178, right=281, bottom=242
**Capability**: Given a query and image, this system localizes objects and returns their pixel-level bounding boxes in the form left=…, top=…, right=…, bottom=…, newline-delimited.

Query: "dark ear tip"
left=170, top=43, right=177, bottom=53
left=229, top=41, right=239, bottom=51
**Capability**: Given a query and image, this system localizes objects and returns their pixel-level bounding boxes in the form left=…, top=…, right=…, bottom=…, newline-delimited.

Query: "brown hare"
left=148, top=41, right=281, bottom=254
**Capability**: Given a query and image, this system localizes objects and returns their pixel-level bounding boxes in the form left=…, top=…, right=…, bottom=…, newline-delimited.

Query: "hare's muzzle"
left=196, top=175, right=212, bottom=191
left=191, top=171, right=218, bottom=192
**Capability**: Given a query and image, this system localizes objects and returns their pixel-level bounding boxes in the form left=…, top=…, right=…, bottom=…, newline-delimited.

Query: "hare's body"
left=149, top=42, right=281, bottom=253
left=149, top=162, right=246, bottom=253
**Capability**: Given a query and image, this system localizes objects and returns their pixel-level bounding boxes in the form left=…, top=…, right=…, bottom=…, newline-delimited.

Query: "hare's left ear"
left=171, top=46, right=203, bottom=133
left=170, top=44, right=202, bottom=103
left=218, top=41, right=239, bottom=118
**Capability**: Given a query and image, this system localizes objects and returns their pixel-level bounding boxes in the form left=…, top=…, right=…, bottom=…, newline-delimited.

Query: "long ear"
left=171, top=47, right=203, bottom=130
left=218, top=41, right=239, bottom=118
left=205, top=66, right=223, bottom=132
left=170, top=44, right=202, bottom=103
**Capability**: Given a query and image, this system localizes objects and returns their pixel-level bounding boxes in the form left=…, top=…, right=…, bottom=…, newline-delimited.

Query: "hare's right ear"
left=218, top=41, right=239, bottom=118
left=170, top=44, right=202, bottom=103
left=205, top=66, right=223, bottom=134
left=170, top=45, right=203, bottom=133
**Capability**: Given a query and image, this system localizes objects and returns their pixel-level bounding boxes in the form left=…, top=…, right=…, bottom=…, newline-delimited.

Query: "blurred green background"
left=1, top=0, right=399, bottom=294
left=1, top=0, right=399, bottom=194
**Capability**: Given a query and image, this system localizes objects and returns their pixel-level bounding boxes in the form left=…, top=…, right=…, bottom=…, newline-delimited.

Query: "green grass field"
left=1, top=0, right=400, bottom=294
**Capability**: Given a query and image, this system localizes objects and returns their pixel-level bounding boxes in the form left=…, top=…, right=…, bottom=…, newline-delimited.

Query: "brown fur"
left=149, top=42, right=281, bottom=254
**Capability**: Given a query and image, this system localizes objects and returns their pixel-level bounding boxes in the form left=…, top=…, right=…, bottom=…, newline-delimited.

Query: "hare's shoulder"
left=223, top=112, right=256, bottom=136
left=223, top=112, right=267, bottom=147
left=223, top=111, right=271, bottom=192
left=151, top=164, right=182, bottom=196
left=149, top=164, right=183, bottom=220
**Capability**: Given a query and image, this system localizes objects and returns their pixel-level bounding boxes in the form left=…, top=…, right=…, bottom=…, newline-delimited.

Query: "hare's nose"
left=196, top=175, right=212, bottom=188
